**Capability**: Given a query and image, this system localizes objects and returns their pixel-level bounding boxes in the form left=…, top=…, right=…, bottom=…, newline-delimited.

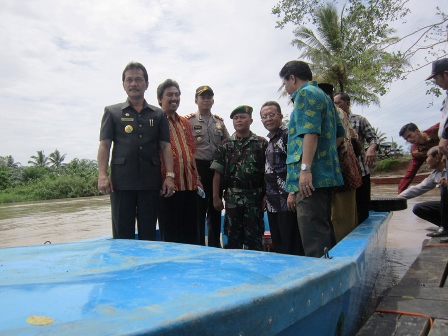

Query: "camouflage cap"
left=230, top=105, right=253, bottom=119
left=195, top=86, right=214, bottom=96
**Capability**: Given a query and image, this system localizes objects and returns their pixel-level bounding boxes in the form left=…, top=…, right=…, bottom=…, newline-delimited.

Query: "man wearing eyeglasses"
left=97, top=62, right=175, bottom=241
left=156, top=79, right=203, bottom=245
left=186, top=86, right=230, bottom=247
left=261, top=101, right=304, bottom=255
left=279, top=60, right=345, bottom=258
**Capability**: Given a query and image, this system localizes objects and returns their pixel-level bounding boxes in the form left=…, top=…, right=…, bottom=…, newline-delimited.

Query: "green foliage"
left=21, top=166, right=49, bottom=183
left=0, top=174, right=99, bottom=203
left=283, top=2, right=408, bottom=105
left=28, top=150, right=49, bottom=167
left=0, top=155, right=100, bottom=203
left=48, top=149, right=67, bottom=169
left=0, top=166, right=11, bottom=190
left=272, top=0, right=447, bottom=104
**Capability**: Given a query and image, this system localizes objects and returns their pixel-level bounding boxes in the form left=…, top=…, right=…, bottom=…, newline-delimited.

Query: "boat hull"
left=0, top=212, right=390, bottom=335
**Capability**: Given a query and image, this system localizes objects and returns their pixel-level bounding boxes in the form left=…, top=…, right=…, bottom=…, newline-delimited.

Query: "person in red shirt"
left=398, top=122, right=439, bottom=194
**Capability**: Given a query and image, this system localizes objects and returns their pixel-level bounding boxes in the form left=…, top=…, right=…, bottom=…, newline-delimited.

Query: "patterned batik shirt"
left=265, top=125, right=289, bottom=212
left=160, top=112, right=198, bottom=191
left=211, top=132, right=267, bottom=205
left=348, top=112, right=379, bottom=176
left=286, top=81, right=345, bottom=192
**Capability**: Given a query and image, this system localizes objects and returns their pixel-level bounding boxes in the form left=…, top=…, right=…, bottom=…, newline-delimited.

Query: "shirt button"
left=140, top=146, right=143, bottom=149
left=139, top=124, right=142, bottom=127
left=139, top=135, right=142, bottom=138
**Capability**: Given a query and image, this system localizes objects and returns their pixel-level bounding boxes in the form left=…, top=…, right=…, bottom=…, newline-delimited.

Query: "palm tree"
left=48, top=149, right=67, bottom=169
left=290, top=3, right=408, bottom=106
left=28, top=150, right=49, bottom=167
left=374, top=127, right=387, bottom=145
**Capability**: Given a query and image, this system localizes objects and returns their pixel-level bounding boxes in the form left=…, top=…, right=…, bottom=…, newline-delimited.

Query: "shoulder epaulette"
left=185, top=113, right=195, bottom=119
left=214, top=114, right=224, bottom=121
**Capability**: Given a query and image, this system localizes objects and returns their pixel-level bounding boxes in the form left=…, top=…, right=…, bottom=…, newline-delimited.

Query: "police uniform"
left=99, top=99, right=169, bottom=240
left=186, top=103, right=230, bottom=247
left=210, top=105, right=268, bottom=251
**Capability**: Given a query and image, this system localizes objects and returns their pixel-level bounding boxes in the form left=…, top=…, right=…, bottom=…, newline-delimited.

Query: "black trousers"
left=110, top=190, right=159, bottom=240
left=196, top=160, right=222, bottom=247
left=158, top=190, right=198, bottom=245
left=267, top=211, right=304, bottom=256
left=412, top=186, right=448, bottom=230
left=356, top=174, right=371, bottom=225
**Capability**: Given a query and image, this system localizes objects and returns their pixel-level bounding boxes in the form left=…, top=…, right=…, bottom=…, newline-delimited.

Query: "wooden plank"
left=357, top=312, right=429, bottom=336
left=386, top=287, right=448, bottom=302
left=428, top=319, right=448, bottom=336
left=393, top=246, right=448, bottom=288
left=377, top=297, right=448, bottom=320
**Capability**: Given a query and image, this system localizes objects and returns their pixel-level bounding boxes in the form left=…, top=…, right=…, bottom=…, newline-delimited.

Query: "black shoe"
left=427, top=228, right=448, bottom=237
left=440, top=237, right=448, bottom=244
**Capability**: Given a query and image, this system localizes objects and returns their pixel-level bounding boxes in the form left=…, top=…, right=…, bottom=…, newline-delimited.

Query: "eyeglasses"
left=261, top=113, right=281, bottom=120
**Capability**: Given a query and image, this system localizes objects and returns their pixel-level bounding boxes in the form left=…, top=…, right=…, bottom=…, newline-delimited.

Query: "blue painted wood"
left=0, top=212, right=390, bottom=335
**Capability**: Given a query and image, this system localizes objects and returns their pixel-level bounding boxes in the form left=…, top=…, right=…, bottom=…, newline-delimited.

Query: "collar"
left=266, top=125, right=286, bottom=139
left=291, top=80, right=317, bottom=100
left=122, top=99, right=150, bottom=111
left=196, top=111, right=215, bottom=122
left=230, top=131, right=257, bottom=142
left=165, top=111, right=180, bottom=121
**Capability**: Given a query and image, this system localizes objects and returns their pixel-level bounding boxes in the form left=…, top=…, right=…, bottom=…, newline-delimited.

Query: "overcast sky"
left=0, top=0, right=445, bottom=165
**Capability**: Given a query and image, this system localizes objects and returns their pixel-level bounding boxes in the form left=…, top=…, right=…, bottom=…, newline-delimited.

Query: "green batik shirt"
left=211, top=132, right=267, bottom=205
left=286, top=81, right=345, bottom=192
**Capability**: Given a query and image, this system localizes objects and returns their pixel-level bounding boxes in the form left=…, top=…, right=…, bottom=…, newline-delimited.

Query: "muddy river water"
left=0, top=184, right=440, bottom=286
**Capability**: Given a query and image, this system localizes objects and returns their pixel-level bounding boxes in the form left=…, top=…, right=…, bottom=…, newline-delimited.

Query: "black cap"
left=318, top=83, right=334, bottom=96
left=426, top=58, right=448, bottom=80
left=195, top=86, right=214, bottom=96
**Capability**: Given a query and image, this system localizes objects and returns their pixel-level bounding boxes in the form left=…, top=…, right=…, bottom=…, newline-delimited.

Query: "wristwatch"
left=301, top=163, right=311, bottom=171
left=166, top=172, right=175, bottom=178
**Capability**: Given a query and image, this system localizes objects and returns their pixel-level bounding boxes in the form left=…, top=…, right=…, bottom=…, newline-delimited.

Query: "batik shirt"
left=265, top=125, right=289, bottom=212
left=160, top=112, right=198, bottom=191
left=348, top=112, right=379, bottom=176
left=286, top=81, right=345, bottom=192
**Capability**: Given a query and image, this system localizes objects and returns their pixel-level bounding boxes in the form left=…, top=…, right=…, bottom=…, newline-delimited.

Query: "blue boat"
left=0, top=211, right=390, bottom=335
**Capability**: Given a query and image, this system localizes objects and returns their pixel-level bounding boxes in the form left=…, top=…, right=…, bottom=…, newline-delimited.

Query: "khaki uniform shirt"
left=186, top=112, right=230, bottom=161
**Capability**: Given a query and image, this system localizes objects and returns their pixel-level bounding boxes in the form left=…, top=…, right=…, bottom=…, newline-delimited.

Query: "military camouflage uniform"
left=186, top=111, right=230, bottom=247
left=210, top=131, right=268, bottom=250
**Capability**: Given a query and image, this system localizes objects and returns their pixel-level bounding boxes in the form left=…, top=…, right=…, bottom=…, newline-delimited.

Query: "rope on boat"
left=422, top=243, right=448, bottom=249
left=374, top=309, right=434, bottom=328
left=44, top=241, right=51, bottom=244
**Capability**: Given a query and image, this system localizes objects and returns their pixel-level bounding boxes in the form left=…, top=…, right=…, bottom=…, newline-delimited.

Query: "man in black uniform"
left=186, top=86, right=230, bottom=247
left=97, top=62, right=175, bottom=240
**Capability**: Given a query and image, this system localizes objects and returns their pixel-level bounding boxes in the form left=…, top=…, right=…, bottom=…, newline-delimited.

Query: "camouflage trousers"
left=224, top=203, right=264, bottom=251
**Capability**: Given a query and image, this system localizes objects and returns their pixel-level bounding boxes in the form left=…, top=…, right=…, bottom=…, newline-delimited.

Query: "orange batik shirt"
left=160, top=112, right=198, bottom=191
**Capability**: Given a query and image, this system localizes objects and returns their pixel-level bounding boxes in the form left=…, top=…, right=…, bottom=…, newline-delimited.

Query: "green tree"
left=63, top=158, right=98, bottom=177
left=48, top=149, right=67, bottom=169
left=272, top=0, right=448, bottom=102
left=281, top=3, right=407, bottom=105
left=28, top=150, right=49, bottom=167
left=374, top=127, right=387, bottom=145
